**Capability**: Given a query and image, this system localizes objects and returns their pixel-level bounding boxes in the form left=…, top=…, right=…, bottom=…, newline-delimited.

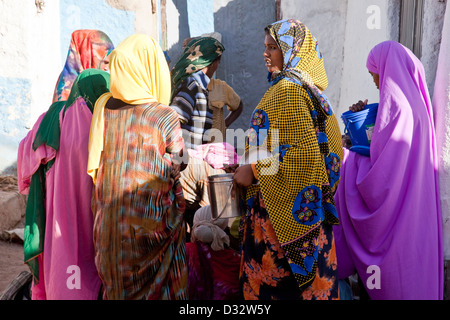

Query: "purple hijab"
left=334, top=41, right=443, bottom=300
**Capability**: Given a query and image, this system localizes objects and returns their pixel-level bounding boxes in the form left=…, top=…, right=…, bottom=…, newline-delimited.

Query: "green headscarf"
left=65, top=68, right=111, bottom=115
left=33, top=69, right=110, bottom=152
left=24, top=69, right=110, bottom=282
left=170, top=36, right=225, bottom=98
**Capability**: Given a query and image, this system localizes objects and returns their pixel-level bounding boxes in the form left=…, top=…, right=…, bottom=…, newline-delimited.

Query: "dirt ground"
left=0, top=240, right=28, bottom=295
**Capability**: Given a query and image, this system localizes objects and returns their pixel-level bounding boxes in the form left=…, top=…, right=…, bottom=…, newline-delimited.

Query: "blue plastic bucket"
left=341, top=103, right=378, bottom=147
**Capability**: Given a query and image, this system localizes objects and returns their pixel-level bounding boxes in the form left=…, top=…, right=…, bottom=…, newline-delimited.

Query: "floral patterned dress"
left=240, top=191, right=339, bottom=300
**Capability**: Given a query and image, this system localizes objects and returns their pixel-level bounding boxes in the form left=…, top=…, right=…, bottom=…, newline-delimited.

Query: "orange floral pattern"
left=239, top=191, right=339, bottom=300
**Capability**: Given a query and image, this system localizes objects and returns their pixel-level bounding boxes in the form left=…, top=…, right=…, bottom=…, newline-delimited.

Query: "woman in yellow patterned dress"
left=233, top=19, right=343, bottom=300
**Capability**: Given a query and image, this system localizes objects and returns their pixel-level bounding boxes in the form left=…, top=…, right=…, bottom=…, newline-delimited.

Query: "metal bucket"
left=208, top=173, right=240, bottom=220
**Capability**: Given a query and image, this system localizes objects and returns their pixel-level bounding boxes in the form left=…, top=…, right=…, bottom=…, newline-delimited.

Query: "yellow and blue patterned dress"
left=239, top=19, right=343, bottom=300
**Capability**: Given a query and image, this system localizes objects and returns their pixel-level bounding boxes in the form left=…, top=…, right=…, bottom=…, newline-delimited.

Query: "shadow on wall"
left=214, top=0, right=276, bottom=131
left=167, top=0, right=190, bottom=71
left=166, top=0, right=276, bottom=132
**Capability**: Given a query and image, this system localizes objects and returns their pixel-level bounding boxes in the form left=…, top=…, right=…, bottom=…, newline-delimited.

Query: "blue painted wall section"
left=59, top=0, right=136, bottom=62
left=0, top=76, right=32, bottom=171
left=0, top=76, right=32, bottom=131
left=187, top=0, right=214, bottom=37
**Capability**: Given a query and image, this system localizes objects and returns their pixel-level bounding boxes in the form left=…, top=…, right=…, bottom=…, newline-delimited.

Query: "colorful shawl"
left=52, top=30, right=113, bottom=103
left=18, top=70, right=110, bottom=299
left=88, top=34, right=171, bottom=183
left=243, top=19, right=343, bottom=289
left=170, top=37, right=225, bottom=98
left=89, top=34, right=187, bottom=300
left=333, top=41, right=443, bottom=300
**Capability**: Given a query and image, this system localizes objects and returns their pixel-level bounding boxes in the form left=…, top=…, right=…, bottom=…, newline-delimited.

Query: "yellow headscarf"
left=87, top=34, right=171, bottom=183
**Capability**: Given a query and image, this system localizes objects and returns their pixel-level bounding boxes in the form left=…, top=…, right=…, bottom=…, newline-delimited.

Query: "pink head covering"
left=366, top=41, right=437, bottom=163
left=333, top=41, right=443, bottom=300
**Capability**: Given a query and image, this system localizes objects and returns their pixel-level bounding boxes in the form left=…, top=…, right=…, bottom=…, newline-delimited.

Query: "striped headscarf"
left=53, top=30, right=114, bottom=103
left=170, top=37, right=225, bottom=98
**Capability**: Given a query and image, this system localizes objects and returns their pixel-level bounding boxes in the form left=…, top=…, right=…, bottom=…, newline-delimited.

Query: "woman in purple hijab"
left=334, top=41, right=443, bottom=300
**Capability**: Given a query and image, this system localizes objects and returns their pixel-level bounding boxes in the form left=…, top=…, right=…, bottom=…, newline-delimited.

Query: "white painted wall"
left=339, top=0, right=400, bottom=114
left=280, top=0, right=400, bottom=131
left=280, top=0, right=348, bottom=117
left=421, top=0, right=447, bottom=100
left=106, top=0, right=158, bottom=39
left=0, top=1, right=61, bottom=173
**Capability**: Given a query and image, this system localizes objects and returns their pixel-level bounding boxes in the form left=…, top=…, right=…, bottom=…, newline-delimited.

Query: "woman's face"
left=264, top=33, right=283, bottom=73
left=99, top=55, right=110, bottom=72
left=369, top=71, right=380, bottom=90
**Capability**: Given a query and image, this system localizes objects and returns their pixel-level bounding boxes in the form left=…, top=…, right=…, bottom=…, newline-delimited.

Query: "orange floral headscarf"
left=52, top=30, right=114, bottom=102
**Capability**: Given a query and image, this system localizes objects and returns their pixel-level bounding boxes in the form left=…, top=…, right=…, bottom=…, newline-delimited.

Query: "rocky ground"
left=0, top=171, right=29, bottom=296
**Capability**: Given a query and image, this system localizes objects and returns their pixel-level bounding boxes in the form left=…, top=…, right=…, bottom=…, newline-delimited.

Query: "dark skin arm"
left=225, top=100, right=244, bottom=127
left=233, top=164, right=256, bottom=188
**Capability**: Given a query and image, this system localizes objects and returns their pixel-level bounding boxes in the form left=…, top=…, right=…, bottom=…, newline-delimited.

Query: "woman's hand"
left=223, top=163, right=239, bottom=173
left=349, top=99, right=368, bottom=112
left=233, top=164, right=255, bottom=188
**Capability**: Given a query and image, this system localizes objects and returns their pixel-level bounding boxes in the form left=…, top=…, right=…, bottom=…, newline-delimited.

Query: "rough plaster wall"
left=187, top=0, right=214, bottom=37
left=421, top=0, right=446, bottom=100
left=213, top=0, right=276, bottom=138
left=106, top=0, right=158, bottom=41
left=339, top=0, right=400, bottom=123
left=166, top=0, right=190, bottom=68
left=280, top=0, right=400, bottom=131
left=433, top=0, right=450, bottom=259
left=279, top=0, right=348, bottom=116
left=0, top=0, right=153, bottom=173
left=0, top=0, right=61, bottom=173
left=59, top=0, right=136, bottom=62
left=166, top=0, right=214, bottom=66
left=167, top=0, right=279, bottom=141
left=168, top=0, right=277, bottom=152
